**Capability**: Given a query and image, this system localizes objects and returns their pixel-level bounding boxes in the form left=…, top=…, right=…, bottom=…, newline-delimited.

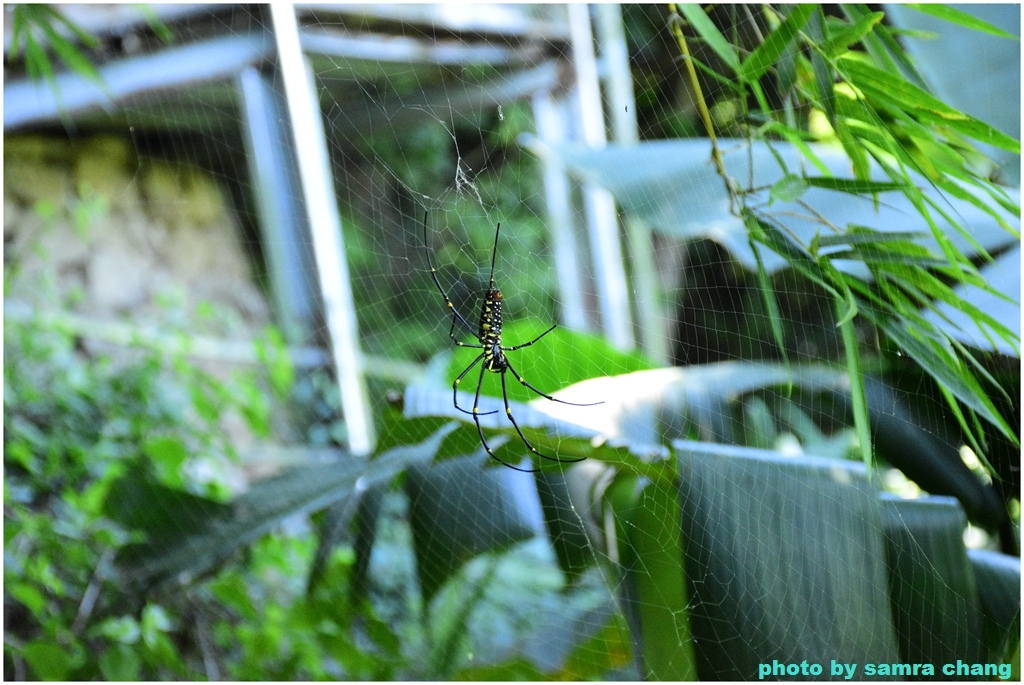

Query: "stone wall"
left=4, top=134, right=270, bottom=335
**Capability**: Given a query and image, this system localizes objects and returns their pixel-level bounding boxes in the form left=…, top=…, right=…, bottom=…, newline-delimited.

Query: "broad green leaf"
left=626, top=479, right=697, bottom=679
left=740, top=4, right=816, bottom=82
left=969, top=549, right=1023, bottom=658
left=405, top=454, right=535, bottom=604
left=447, top=323, right=654, bottom=409
left=907, top=4, right=1018, bottom=40
left=881, top=498, right=986, bottom=664
left=113, top=430, right=446, bottom=590
left=675, top=442, right=898, bottom=677
left=535, top=468, right=602, bottom=584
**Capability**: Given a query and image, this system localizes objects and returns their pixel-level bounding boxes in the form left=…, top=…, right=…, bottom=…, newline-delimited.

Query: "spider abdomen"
left=479, top=288, right=506, bottom=372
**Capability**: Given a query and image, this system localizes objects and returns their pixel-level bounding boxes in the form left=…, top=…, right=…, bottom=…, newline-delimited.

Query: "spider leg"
left=423, top=211, right=481, bottom=343
left=503, top=359, right=604, bottom=407
left=502, top=324, right=557, bottom=351
left=448, top=317, right=482, bottom=350
left=501, top=372, right=585, bottom=466
left=473, top=363, right=538, bottom=472
left=453, top=353, right=497, bottom=416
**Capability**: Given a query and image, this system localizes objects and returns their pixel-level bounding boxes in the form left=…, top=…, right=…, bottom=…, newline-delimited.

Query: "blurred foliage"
left=7, top=5, right=101, bottom=85
left=3, top=308, right=301, bottom=678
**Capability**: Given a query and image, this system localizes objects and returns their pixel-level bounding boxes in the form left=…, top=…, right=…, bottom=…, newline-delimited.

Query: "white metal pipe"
left=568, top=3, right=634, bottom=350
left=270, top=2, right=375, bottom=456
left=532, top=87, right=590, bottom=332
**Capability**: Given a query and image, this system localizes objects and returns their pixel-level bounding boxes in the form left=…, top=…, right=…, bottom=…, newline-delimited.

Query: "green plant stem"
left=667, top=4, right=735, bottom=209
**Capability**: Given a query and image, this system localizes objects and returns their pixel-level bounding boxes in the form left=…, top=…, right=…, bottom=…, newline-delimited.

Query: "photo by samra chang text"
left=759, top=658, right=1013, bottom=680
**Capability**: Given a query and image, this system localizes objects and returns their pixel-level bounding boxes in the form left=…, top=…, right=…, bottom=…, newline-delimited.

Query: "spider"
left=423, top=212, right=600, bottom=472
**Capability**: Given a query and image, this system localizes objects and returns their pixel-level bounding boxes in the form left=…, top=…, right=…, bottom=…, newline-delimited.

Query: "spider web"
left=3, top=3, right=1020, bottom=681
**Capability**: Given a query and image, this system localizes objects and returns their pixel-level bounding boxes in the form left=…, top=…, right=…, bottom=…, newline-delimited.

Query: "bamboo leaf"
left=807, top=9, right=837, bottom=125
left=740, top=4, right=816, bottom=82
left=907, top=4, right=1018, bottom=40
left=841, top=58, right=1021, bottom=154
left=816, top=227, right=928, bottom=247
left=770, top=173, right=810, bottom=202
left=877, top=315, right=1015, bottom=442
left=823, top=11, right=885, bottom=57
left=838, top=290, right=872, bottom=472
left=804, top=177, right=908, bottom=193
left=676, top=4, right=741, bottom=73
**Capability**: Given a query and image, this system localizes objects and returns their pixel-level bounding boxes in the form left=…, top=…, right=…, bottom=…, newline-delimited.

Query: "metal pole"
left=594, top=4, right=669, bottom=362
left=568, top=3, right=634, bottom=350
left=270, top=2, right=375, bottom=456
left=532, top=87, right=590, bottom=332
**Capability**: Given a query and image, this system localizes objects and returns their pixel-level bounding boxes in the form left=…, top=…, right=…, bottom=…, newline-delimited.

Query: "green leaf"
left=878, top=314, right=1014, bottom=442
left=625, top=480, right=697, bottom=679
left=907, top=4, right=1018, bottom=40
left=535, top=468, right=601, bottom=584
left=99, top=646, right=142, bottom=681
left=823, top=11, right=885, bottom=57
left=816, top=227, right=928, bottom=247
left=141, top=604, right=173, bottom=649
left=807, top=9, right=837, bottom=125
left=804, top=177, right=908, bottom=193
left=740, top=4, right=816, bottom=82
left=23, top=640, right=73, bottom=680
left=841, top=58, right=1021, bottom=154
left=838, top=291, right=872, bottom=472
left=842, top=5, right=929, bottom=88
left=10, top=582, right=47, bottom=617
left=114, top=430, right=445, bottom=590
left=676, top=4, right=741, bottom=73
left=24, top=34, right=53, bottom=84
left=48, top=6, right=100, bottom=48
left=38, top=19, right=101, bottom=82
left=675, top=443, right=897, bottom=678
left=142, top=435, right=188, bottom=470
left=96, top=615, right=141, bottom=645
left=835, top=118, right=872, bottom=180
left=769, top=173, right=810, bottom=202
left=254, top=326, right=294, bottom=399
left=8, top=7, right=26, bottom=61
left=405, top=455, right=534, bottom=604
